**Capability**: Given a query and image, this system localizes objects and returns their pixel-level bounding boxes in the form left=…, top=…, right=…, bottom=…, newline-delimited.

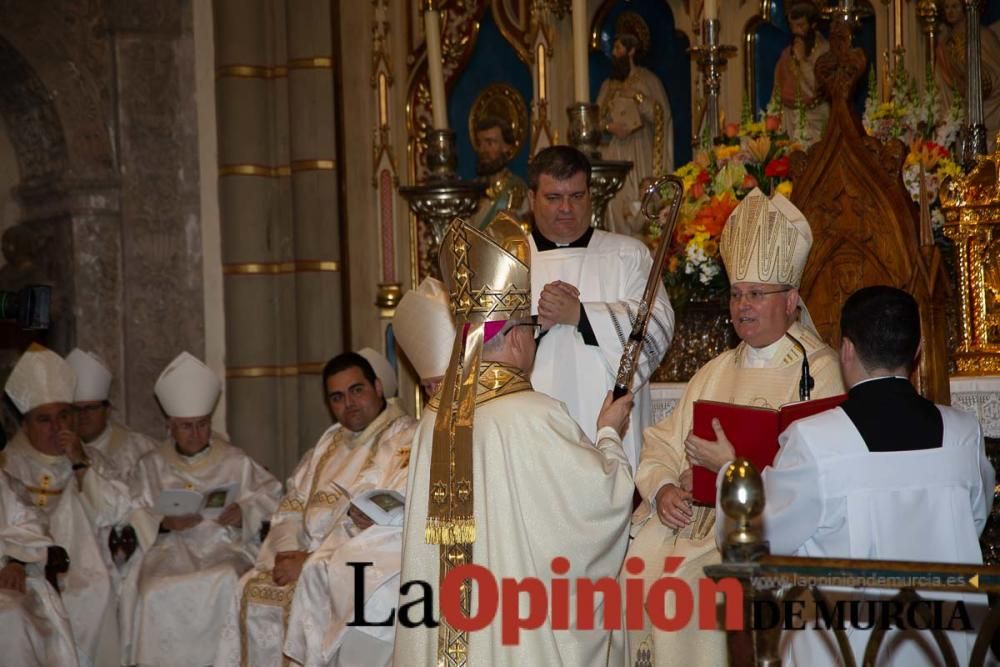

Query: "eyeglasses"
left=729, top=287, right=792, bottom=304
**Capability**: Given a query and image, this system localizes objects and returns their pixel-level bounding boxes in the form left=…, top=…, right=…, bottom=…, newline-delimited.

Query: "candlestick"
left=572, top=0, right=589, bottom=103
left=424, top=8, right=448, bottom=130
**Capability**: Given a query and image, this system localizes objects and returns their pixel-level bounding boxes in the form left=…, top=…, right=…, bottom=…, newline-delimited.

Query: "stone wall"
left=0, top=0, right=205, bottom=435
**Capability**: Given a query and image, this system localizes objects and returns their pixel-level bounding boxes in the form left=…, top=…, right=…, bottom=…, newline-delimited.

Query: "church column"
left=213, top=0, right=300, bottom=475
left=285, top=0, right=345, bottom=455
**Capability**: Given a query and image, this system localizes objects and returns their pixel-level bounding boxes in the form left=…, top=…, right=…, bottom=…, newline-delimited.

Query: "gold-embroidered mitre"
left=720, top=187, right=813, bottom=288
left=426, top=216, right=531, bottom=548
left=439, top=214, right=531, bottom=324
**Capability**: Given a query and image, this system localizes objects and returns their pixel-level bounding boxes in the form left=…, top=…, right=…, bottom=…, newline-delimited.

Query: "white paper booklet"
left=153, top=482, right=239, bottom=517
left=332, top=482, right=406, bottom=527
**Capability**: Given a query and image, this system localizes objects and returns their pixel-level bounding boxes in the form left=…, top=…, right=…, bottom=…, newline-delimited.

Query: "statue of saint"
left=596, top=15, right=673, bottom=238
left=772, top=0, right=830, bottom=145
left=470, top=116, right=528, bottom=230
left=936, top=0, right=1000, bottom=147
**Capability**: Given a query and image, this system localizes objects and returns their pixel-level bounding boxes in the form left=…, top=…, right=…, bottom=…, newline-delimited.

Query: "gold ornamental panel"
left=940, top=135, right=1000, bottom=374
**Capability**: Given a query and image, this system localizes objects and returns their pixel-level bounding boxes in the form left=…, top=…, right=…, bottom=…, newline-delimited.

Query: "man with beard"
left=596, top=21, right=672, bottom=237
left=470, top=116, right=528, bottom=229
left=772, top=0, right=830, bottom=145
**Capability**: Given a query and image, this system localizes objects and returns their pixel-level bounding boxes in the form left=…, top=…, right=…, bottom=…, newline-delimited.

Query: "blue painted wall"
left=589, top=0, right=693, bottom=167
left=448, top=10, right=533, bottom=182
left=752, top=0, right=876, bottom=117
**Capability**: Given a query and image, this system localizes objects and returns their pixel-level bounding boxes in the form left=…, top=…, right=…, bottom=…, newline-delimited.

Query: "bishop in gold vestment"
left=625, top=189, right=845, bottom=666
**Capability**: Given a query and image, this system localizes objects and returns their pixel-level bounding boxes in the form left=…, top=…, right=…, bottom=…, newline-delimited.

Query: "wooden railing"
left=706, top=459, right=1000, bottom=666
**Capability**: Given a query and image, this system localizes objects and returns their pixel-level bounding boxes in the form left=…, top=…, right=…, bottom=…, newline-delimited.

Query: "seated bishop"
left=0, top=467, right=80, bottom=666
left=393, top=218, right=636, bottom=666
left=2, top=343, right=133, bottom=666
left=121, top=351, right=281, bottom=667
left=66, top=348, right=155, bottom=577
left=214, top=346, right=422, bottom=667
left=65, top=348, right=157, bottom=484
left=281, top=282, right=457, bottom=667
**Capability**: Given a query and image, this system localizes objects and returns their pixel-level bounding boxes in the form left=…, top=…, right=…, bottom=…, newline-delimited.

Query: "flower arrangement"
left=647, top=105, right=799, bottom=305
left=862, top=66, right=964, bottom=230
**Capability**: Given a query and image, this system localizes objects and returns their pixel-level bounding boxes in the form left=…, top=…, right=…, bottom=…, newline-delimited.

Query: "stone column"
left=214, top=0, right=299, bottom=475
left=285, top=0, right=344, bottom=459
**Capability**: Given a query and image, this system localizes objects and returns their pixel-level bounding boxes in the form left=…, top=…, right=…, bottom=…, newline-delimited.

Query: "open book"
left=690, top=394, right=847, bottom=505
left=153, top=482, right=239, bottom=517
left=332, top=482, right=406, bottom=527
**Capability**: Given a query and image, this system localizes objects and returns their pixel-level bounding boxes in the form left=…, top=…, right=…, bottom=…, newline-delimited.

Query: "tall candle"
left=704, top=0, right=717, bottom=20
left=424, top=8, right=448, bottom=130
left=572, top=0, right=589, bottom=103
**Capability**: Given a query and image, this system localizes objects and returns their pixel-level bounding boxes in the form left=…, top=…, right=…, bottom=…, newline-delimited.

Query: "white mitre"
left=5, top=343, right=76, bottom=414
left=66, top=348, right=112, bottom=402
left=392, top=277, right=456, bottom=380
left=358, top=347, right=397, bottom=398
left=721, top=188, right=817, bottom=334
left=154, top=351, right=221, bottom=418
left=720, top=188, right=812, bottom=287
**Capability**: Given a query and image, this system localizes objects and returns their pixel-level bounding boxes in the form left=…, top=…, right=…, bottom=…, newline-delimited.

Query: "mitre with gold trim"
left=720, top=187, right=812, bottom=288
left=426, top=215, right=531, bottom=547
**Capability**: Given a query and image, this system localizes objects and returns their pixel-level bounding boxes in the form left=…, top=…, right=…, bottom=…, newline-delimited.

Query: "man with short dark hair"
left=216, top=350, right=420, bottom=667
left=741, top=286, right=994, bottom=665
left=527, top=145, right=673, bottom=473
left=471, top=115, right=528, bottom=229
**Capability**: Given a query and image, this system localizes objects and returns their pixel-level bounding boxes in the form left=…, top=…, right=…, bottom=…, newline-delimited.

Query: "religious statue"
left=936, top=0, right=1000, bottom=147
left=470, top=116, right=529, bottom=229
left=772, top=0, right=830, bottom=145
left=596, top=13, right=673, bottom=238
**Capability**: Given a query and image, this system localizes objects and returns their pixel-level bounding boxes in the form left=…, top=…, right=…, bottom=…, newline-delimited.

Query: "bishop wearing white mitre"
left=2, top=343, right=132, bottom=666
left=65, top=348, right=157, bottom=484
left=122, top=351, right=281, bottom=667
left=0, top=465, right=80, bottom=666
left=215, top=343, right=428, bottom=667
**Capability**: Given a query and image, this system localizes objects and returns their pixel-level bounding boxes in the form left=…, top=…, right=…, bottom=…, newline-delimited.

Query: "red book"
left=690, top=394, right=847, bottom=505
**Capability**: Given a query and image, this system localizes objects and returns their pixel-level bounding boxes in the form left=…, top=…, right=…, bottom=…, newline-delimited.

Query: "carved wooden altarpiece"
left=790, top=14, right=951, bottom=404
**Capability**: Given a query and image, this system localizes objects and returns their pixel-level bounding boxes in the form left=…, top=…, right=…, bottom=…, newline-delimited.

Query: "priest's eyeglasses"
left=729, top=287, right=792, bottom=304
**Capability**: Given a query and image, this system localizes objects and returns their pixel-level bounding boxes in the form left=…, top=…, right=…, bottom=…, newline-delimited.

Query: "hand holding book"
left=684, top=418, right=736, bottom=474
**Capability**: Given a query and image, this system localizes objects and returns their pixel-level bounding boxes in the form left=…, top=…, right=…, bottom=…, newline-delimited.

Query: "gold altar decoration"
left=940, top=135, right=1000, bottom=375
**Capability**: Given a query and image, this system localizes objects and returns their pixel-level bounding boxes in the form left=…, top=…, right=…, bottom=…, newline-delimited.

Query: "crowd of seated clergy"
left=0, top=149, right=995, bottom=667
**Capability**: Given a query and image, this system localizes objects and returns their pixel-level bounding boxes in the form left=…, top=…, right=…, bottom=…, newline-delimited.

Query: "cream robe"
left=0, top=468, right=80, bottom=667
left=530, top=230, right=674, bottom=473
left=2, top=431, right=131, bottom=666
left=213, top=402, right=415, bottom=667
left=596, top=65, right=674, bottom=237
left=122, top=435, right=281, bottom=667
left=84, top=421, right=157, bottom=484
left=625, top=322, right=843, bottom=666
left=393, top=386, right=634, bottom=666
left=736, top=406, right=993, bottom=666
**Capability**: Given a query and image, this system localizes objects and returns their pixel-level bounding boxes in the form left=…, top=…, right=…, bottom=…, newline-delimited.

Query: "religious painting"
left=448, top=8, right=533, bottom=182
left=590, top=2, right=691, bottom=237
left=745, top=0, right=876, bottom=122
